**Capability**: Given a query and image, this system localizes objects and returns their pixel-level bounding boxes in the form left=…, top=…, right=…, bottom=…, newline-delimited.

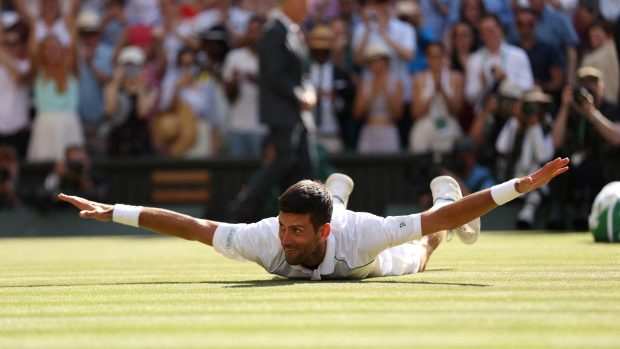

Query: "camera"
left=573, top=86, right=593, bottom=105
left=522, top=101, right=539, bottom=116
left=67, top=160, right=84, bottom=175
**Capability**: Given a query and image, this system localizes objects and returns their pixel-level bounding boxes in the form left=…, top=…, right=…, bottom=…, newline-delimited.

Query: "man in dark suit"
left=229, top=0, right=317, bottom=223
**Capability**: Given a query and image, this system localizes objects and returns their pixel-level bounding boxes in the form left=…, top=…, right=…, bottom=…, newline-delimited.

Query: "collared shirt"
left=465, top=42, right=534, bottom=105
left=507, top=5, right=579, bottom=52
left=212, top=206, right=422, bottom=280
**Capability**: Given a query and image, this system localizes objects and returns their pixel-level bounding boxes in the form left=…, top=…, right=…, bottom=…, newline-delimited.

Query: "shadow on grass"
left=0, top=277, right=491, bottom=289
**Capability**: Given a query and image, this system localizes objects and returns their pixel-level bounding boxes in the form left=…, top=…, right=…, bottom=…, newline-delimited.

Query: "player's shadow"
left=1, top=278, right=491, bottom=289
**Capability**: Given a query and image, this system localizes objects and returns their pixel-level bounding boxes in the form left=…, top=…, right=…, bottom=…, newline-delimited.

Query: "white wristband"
left=490, top=179, right=522, bottom=206
left=112, top=204, right=142, bottom=227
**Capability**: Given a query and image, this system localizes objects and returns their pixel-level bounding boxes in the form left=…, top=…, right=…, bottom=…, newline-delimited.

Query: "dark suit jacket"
left=258, top=17, right=309, bottom=129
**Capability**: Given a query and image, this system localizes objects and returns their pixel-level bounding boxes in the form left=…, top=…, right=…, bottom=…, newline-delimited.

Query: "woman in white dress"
left=25, top=0, right=84, bottom=162
left=409, top=42, right=464, bottom=154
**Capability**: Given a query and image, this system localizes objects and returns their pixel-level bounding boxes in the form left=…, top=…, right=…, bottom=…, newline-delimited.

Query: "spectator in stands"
left=465, top=14, right=533, bottom=110
left=418, top=0, right=451, bottom=41
left=26, top=7, right=84, bottom=162
left=352, top=0, right=415, bottom=129
left=157, top=0, right=200, bottom=73
left=159, top=47, right=222, bottom=157
left=398, top=0, right=436, bottom=74
left=0, top=145, right=20, bottom=210
left=308, top=23, right=355, bottom=154
left=449, top=22, right=478, bottom=74
left=409, top=42, right=464, bottom=154
left=124, top=0, right=161, bottom=26
left=508, top=0, right=579, bottom=84
left=353, top=43, right=403, bottom=154
left=447, top=0, right=488, bottom=49
left=496, top=88, right=554, bottom=228
left=573, top=0, right=600, bottom=53
left=581, top=20, right=619, bottom=105
left=121, top=24, right=167, bottom=92
left=12, top=0, right=80, bottom=47
left=0, top=16, right=31, bottom=159
left=222, top=16, right=265, bottom=157
left=329, top=17, right=354, bottom=73
left=194, top=0, right=251, bottom=48
left=100, top=0, right=127, bottom=49
left=103, top=46, right=157, bottom=156
left=549, top=67, right=620, bottom=229
left=76, top=9, right=114, bottom=155
left=468, top=81, right=523, bottom=179
left=512, top=8, right=564, bottom=102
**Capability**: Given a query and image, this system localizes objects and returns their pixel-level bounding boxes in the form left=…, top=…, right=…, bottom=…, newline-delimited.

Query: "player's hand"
left=515, top=157, right=570, bottom=194
left=58, top=194, right=114, bottom=222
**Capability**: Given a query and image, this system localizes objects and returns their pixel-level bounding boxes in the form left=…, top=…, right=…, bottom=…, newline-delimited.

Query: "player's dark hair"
left=278, top=180, right=333, bottom=230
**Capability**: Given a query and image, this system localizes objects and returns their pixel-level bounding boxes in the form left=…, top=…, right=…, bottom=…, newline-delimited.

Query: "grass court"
left=1, top=232, right=619, bottom=348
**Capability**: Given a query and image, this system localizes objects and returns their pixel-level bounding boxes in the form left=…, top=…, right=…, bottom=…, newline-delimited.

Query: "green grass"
left=1, top=232, right=619, bottom=349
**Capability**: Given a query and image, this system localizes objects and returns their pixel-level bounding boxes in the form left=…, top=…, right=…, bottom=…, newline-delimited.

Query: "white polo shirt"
left=212, top=205, right=423, bottom=280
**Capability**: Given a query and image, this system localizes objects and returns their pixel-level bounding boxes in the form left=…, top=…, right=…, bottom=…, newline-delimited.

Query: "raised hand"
left=515, top=157, right=570, bottom=194
left=58, top=194, right=114, bottom=222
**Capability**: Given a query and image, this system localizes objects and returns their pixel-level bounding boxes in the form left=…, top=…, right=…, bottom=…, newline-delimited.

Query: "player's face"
left=278, top=212, right=324, bottom=266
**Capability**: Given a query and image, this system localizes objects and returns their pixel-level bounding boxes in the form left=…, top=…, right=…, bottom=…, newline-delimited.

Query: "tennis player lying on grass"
left=60, top=158, right=569, bottom=280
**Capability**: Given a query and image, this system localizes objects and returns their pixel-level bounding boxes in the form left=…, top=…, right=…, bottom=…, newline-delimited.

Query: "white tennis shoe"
left=325, top=173, right=354, bottom=207
left=429, top=176, right=480, bottom=244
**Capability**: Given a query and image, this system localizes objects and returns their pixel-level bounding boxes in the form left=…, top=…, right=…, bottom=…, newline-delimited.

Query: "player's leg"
left=430, top=176, right=481, bottom=244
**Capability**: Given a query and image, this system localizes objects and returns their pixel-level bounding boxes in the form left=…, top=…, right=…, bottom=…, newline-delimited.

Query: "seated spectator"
left=27, top=17, right=84, bottom=162
left=76, top=9, right=114, bottom=155
left=159, top=47, right=222, bottom=158
left=465, top=14, right=533, bottom=110
left=409, top=42, right=464, bottom=154
left=549, top=67, right=620, bottom=230
left=581, top=20, right=619, bottom=105
left=513, top=8, right=564, bottom=102
left=103, top=46, right=157, bottom=156
left=0, top=15, right=31, bottom=159
left=0, top=145, right=20, bottom=210
left=307, top=23, right=355, bottom=154
left=468, top=81, right=523, bottom=180
left=222, top=16, right=266, bottom=157
left=352, top=43, right=403, bottom=154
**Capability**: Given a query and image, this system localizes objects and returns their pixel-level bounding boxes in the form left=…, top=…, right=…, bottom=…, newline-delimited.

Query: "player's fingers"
left=80, top=210, right=104, bottom=221
left=551, top=166, right=569, bottom=178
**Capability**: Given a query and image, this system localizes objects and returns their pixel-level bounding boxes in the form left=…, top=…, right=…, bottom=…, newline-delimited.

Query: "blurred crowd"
left=0, top=0, right=619, bottom=229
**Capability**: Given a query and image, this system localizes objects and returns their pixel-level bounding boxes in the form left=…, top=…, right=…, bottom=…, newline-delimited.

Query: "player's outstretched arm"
left=58, top=194, right=220, bottom=246
left=420, top=157, right=570, bottom=235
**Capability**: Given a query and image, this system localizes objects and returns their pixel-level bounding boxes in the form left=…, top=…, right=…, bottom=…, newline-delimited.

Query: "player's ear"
left=319, top=223, right=331, bottom=242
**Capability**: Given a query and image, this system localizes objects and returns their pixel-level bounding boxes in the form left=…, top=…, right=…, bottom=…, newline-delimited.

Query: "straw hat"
left=76, top=10, right=101, bottom=32
left=152, top=103, right=198, bottom=157
left=308, top=24, right=333, bottom=50
left=523, top=87, right=552, bottom=104
left=498, top=81, right=523, bottom=100
left=364, top=42, right=391, bottom=62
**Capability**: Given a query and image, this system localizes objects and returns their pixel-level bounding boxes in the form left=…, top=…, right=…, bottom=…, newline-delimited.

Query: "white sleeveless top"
left=418, top=68, right=455, bottom=119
